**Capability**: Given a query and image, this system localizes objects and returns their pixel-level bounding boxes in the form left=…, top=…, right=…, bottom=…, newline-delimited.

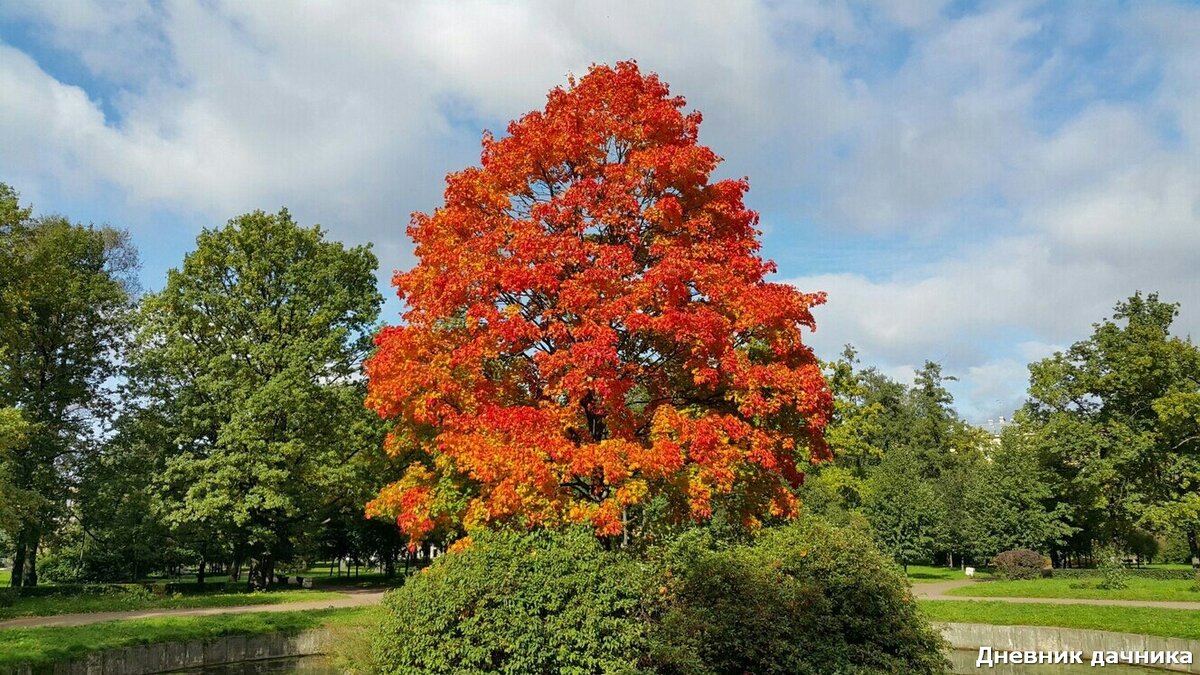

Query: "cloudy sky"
left=2, top=1, right=1199, bottom=423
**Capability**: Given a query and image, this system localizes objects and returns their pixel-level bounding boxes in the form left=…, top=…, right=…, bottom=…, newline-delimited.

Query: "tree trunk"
left=1188, top=526, right=1199, bottom=570
left=21, top=527, right=39, bottom=587
left=10, top=538, right=26, bottom=588
left=248, top=555, right=275, bottom=590
left=197, top=557, right=207, bottom=589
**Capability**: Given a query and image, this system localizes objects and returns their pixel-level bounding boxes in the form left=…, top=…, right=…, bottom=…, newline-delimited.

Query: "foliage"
left=129, top=208, right=382, bottom=588
left=954, top=432, right=1073, bottom=562
left=864, top=449, right=942, bottom=569
left=0, top=183, right=138, bottom=587
left=1096, top=545, right=1130, bottom=590
left=371, top=528, right=649, bottom=675
left=647, top=520, right=947, bottom=675
left=1023, top=292, right=1200, bottom=566
left=993, top=549, right=1045, bottom=580
left=365, top=62, right=831, bottom=547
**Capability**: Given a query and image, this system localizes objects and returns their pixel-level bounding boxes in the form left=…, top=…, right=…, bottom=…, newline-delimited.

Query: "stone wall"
left=0, top=628, right=332, bottom=675
left=940, top=622, right=1200, bottom=673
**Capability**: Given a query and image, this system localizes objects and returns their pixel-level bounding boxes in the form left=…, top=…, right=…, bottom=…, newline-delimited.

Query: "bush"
left=993, top=549, right=1045, bottom=580
left=1051, top=567, right=1193, bottom=580
left=370, top=528, right=650, bottom=674
left=37, top=551, right=86, bottom=584
left=646, top=520, right=948, bottom=675
left=1096, top=546, right=1129, bottom=591
left=369, top=521, right=948, bottom=674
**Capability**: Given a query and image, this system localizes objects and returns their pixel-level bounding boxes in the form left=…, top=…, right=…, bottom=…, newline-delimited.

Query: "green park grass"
left=919, top=600, right=1200, bottom=641
left=946, top=576, right=1200, bottom=602
left=0, top=588, right=343, bottom=621
left=0, top=569, right=9, bottom=586
left=904, top=564, right=992, bottom=583
left=0, top=606, right=378, bottom=668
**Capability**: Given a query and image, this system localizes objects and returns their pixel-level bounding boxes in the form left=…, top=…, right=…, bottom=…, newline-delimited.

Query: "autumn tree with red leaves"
left=366, top=62, right=831, bottom=547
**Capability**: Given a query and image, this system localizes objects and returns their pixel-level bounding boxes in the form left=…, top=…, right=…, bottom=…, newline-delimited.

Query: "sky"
left=2, top=1, right=1199, bottom=424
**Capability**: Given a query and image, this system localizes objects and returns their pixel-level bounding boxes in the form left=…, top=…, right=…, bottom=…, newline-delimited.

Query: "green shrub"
left=1096, top=546, right=1129, bottom=591
left=1051, top=567, right=1193, bottom=580
left=993, top=549, right=1045, bottom=580
left=646, top=520, right=948, bottom=675
left=37, top=551, right=86, bottom=584
left=370, top=528, right=650, bottom=675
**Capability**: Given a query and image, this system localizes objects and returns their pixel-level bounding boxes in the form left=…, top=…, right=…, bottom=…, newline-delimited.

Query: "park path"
left=913, top=579, right=1200, bottom=610
left=0, top=588, right=386, bottom=630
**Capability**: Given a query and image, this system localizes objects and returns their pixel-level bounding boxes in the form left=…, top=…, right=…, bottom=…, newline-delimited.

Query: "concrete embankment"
left=0, top=628, right=333, bottom=675
left=941, top=622, right=1200, bottom=673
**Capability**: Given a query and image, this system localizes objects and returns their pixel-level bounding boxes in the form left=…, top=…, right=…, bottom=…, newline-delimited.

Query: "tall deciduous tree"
left=1025, top=292, right=1200, bottom=566
left=366, top=62, right=832, bottom=547
left=0, top=183, right=137, bottom=587
left=131, top=209, right=381, bottom=588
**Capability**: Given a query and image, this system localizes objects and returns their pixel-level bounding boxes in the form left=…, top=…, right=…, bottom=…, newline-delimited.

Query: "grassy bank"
left=946, top=577, right=1200, bottom=602
left=904, top=564, right=991, bottom=584
left=0, top=606, right=379, bottom=668
left=919, top=600, right=1200, bottom=640
left=0, top=589, right=343, bottom=621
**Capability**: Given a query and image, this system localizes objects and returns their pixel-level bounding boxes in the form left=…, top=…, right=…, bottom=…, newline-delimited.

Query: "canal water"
left=173, top=655, right=338, bottom=674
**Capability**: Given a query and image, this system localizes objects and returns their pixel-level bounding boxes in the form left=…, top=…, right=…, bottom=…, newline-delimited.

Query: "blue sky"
left=2, top=1, right=1199, bottom=423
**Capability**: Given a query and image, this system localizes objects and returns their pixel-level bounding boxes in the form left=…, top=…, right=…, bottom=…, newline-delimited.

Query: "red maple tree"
left=366, top=62, right=831, bottom=547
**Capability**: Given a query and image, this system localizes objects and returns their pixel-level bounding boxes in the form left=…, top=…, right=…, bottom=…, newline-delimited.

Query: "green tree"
left=130, top=209, right=382, bottom=588
left=864, top=448, right=943, bottom=571
left=0, top=183, right=137, bottom=587
left=1025, top=292, right=1200, bottom=566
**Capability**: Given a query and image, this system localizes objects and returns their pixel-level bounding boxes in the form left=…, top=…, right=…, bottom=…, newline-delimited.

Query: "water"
left=173, top=655, right=339, bottom=674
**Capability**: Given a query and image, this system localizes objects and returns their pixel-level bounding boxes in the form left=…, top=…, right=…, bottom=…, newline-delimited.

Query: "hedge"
left=1050, top=567, right=1195, bottom=581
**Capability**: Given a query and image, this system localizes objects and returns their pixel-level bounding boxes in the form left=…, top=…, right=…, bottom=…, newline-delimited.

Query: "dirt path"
left=0, top=589, right=386, bottom=630
left=913, top=579, right=1200, bottom=610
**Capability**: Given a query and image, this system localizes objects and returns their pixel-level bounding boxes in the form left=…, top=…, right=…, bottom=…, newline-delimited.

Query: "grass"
left=0, top=569, right=9, bottom=586
left=0, top=588, right=343, bottom=621
left=919, top=599, right=1200, bottom=641
left=946, top=576, right=1200, bottom=602
left=0, top=607, right=378, bottom=668
left=904, top=564, right=991, bottom=584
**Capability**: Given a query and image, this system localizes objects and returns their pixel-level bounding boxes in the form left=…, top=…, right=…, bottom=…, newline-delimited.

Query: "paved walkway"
left=0, top=588, right=386, bottom=630
left=914, top=579, right=1200, bottom=610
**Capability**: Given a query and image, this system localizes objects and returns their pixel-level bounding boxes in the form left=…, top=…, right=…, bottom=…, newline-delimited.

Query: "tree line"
left=0, top=183, right=406, bottom=588
left=3, top=175, right=1198, bottom=588
left=807, top=292, right=1200, bottom=570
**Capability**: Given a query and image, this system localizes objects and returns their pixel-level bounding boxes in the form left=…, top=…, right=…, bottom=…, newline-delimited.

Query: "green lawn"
left=0, top=569, right=9, bottom=586
left=920, top=599, right=1200, bottom=641
left=904, top=564, right=991, bottom=584
left=0, top=607, right=378, bottom=668
left=0, top=589, right=343, bottom=621
left=946, top=576, right=1200, bottom=602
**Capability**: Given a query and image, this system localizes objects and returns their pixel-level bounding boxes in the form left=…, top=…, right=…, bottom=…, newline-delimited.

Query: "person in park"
left=365, top=61, right=833, bottom=548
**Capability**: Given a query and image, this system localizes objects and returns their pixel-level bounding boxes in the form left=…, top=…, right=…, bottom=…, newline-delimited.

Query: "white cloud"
left=3, top=0, right=1200, bottom=423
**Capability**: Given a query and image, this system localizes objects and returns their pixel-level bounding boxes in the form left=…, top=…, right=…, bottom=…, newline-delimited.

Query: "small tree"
left=865, top=449, right=942, bottom=572
left=367, top=62, right=831, bottom=546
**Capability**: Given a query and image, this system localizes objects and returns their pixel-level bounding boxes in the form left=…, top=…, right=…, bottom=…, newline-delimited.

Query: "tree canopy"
left=129, top=208, right=383, bottom=587
left=366, top=62, right=832, bottom=547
